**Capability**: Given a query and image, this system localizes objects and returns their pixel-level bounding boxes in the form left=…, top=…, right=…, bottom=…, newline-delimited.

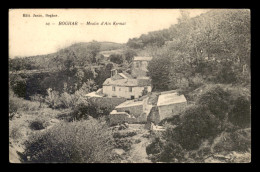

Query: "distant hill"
left=9, top=41, right=125, bottom=71
left=60, top=41, right=125, bottom=52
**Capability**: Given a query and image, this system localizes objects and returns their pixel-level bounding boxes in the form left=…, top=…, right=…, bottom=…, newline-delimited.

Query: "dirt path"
left=127, top=134, right=151, bottom=163
left=122, top=125, right=152, bottom=163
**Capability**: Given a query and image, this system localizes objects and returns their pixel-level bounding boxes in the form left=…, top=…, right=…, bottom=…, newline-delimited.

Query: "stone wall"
left=158, top=102, right=187, bottom=121
left=116, top=104, right=143, bottom=118
left=109, top=112, right=137, bottom=126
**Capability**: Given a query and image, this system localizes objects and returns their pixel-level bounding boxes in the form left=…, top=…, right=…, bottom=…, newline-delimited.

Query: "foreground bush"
left=166, top=105, right=221, bottom=150
left=29, top=117, right=50, bottom=130
left=228, top=96, right=251, bottom=128
left=196, top=85, right=230, bottom=120
left=212, top=128, right=251, bottom=153
left=23, top=119, right=114, bottom=163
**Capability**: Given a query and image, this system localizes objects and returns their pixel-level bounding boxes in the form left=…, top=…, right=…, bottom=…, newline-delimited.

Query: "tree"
left=147, top=56, right=170, bottom=91
left=109, top=54, right=123, bottom=64
left=123, top=49, right=137, bottom=63
left=87, top=41, right=101, bottom=63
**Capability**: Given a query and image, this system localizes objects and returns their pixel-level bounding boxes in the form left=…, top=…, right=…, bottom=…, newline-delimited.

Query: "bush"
left=109, top=54, right=123, bottom=64
left=196, top=85, right=230, bottom=120
left=146, top=137, right=165, bottom=155
left=113, top=131, right=137, bottom=139
left=9, top=125, right=23, bottom=141
left=158, top=142, right=185, bottom=162
left=228, top=96, right=251, bottom=128
left=113, top=138, right=133, bottom=151
left=29, top=117, right=49, bottom=130
left=23, top=119, right=114, bottom=163
left=164, top=105, right=221, bottom=150
left=212, top=128, right=251, bottom=153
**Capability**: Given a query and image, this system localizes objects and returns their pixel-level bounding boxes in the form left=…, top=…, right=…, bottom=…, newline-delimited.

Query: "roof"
left=121, top=72, right=134, bottom=79
left=110, top=110, right=130, bottom=115
left=157, top=92, right=187, bottom=107
left=85, top=92, right=103, bottom=97
left=133, top=56, right=153, bottom=61
left=116, top=100, right=143, bottom=109
left=103, top=78, right=151, bottom=87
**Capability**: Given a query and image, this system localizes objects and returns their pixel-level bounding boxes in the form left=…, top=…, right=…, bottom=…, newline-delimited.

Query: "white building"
left=102, top=56, right=153, bottom=99
left=157, top=91, right=187, bottom=121
left=103, top=77, right=152, bottom=99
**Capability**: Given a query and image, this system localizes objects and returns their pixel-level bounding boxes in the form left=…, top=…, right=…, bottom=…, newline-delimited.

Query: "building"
left=109, top=110, right=136, bottom=126
left=109, top=96, right=153, bottom=125
left=102, top=68, right=152, bottom=99
left=157, top=91, right=187, bottom=121
left=131, top=56, right=153, bottom=78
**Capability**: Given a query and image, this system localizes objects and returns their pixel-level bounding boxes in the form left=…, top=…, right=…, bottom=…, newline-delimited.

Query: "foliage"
left=147, top=56, right=170, bottom=91
left=212, top=128, right=251, bottom=153
left=132, top=9, right=250, bottom=90
left=9, top=74, right=27, bottom=98
left=44, top=89, right=61, bottom=109
left=113, top=138, right=133, bottom=151
left=123, top=49, right=137, bottom=63
left=95, top=63, right=114, bottom=88
left=196, top=85, right=230, bottom=120
left=113, top=131, right=137, bottom=138
left=228, top=96, right=251, bottom=128
left=9, top=124, right=23, bottom=141
left=109, top=54, right=124, bottom=64
left=23, top=119, right=114, bottom=163
left=169, top=105, right=221, bottom=150
left=29, top=117, right=50, bottom=130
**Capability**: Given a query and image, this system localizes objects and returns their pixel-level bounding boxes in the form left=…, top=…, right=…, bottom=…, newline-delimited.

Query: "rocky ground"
left=111, top=124, right=152, bottom=163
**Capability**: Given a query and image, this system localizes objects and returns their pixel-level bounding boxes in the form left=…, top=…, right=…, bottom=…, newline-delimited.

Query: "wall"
left=158, top=102, right=187, bottom=121
left=103, top=85, right=150, bottom=99
left=116, top=104, right=143, bottom=118
left=109, top=112, right=136, bottom=126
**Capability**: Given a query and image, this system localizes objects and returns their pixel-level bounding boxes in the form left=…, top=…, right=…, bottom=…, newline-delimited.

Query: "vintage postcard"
left=9, top=8, right=251, bottom=163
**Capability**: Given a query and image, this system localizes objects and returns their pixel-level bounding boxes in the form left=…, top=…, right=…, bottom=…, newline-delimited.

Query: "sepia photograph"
left=9, top=8, right=251, bottom=163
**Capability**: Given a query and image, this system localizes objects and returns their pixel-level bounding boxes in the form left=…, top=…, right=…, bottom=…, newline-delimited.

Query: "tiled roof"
left=103, top=78, right=151, bottom=87
left=157, top=92, right=187, bottom=106
left=133, top=56, right=153, bottom=61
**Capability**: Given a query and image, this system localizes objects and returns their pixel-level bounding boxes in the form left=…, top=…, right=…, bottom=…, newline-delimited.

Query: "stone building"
left=102, top=70, right=152, bottom=99
left=157, top=91, right=187, bottom=121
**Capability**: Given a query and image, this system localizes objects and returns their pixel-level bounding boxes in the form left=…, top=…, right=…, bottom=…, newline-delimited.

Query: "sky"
left=9, top=9, right=209, bottom=58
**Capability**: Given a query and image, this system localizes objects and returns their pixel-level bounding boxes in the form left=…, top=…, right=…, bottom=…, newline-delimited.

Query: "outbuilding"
left=157, top=91, right=187, bottom=121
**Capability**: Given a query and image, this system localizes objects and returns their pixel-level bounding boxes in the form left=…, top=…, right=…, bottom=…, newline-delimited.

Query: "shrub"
left=158, top=142, right=185, bottom=162
left=212, top=128, right=251, bottom=153
left=9, top=75, right=27, bottom=98
left=146, top=137, right=165, bottom=155
left=228, top=96, right=251, bottom=128
left=23, top=119, right=114, bottom=163
left=113, top=138, right=133, bottom=151
left=9, top=125, right=23, bottom=141
left=29, top=117, right=49, bottom=130
left=113, top=131, right=137, bottom=139
left=164, top=105, right=221, bottom=150
left=109, top=54, right=123, bottom=64
left=196, top=85, right=230, bottom=120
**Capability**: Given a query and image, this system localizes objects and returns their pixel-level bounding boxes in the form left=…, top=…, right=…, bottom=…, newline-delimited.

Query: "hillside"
left=9, top=41, right=125, bottom=71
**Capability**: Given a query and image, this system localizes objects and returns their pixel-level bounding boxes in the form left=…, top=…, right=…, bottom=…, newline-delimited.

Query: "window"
left=112, top=86, right=116, bottom=91
left=129, top=87, right=132, bottom=92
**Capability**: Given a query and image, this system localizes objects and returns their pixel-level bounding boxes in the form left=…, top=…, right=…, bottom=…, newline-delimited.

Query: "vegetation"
left=22, top=119, right=114, bottom=163
left=146, top=84, right=251, bottom=162
left=128, top=9, right=250, bottom=92
left=9, top=9, right=251, bottom=163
